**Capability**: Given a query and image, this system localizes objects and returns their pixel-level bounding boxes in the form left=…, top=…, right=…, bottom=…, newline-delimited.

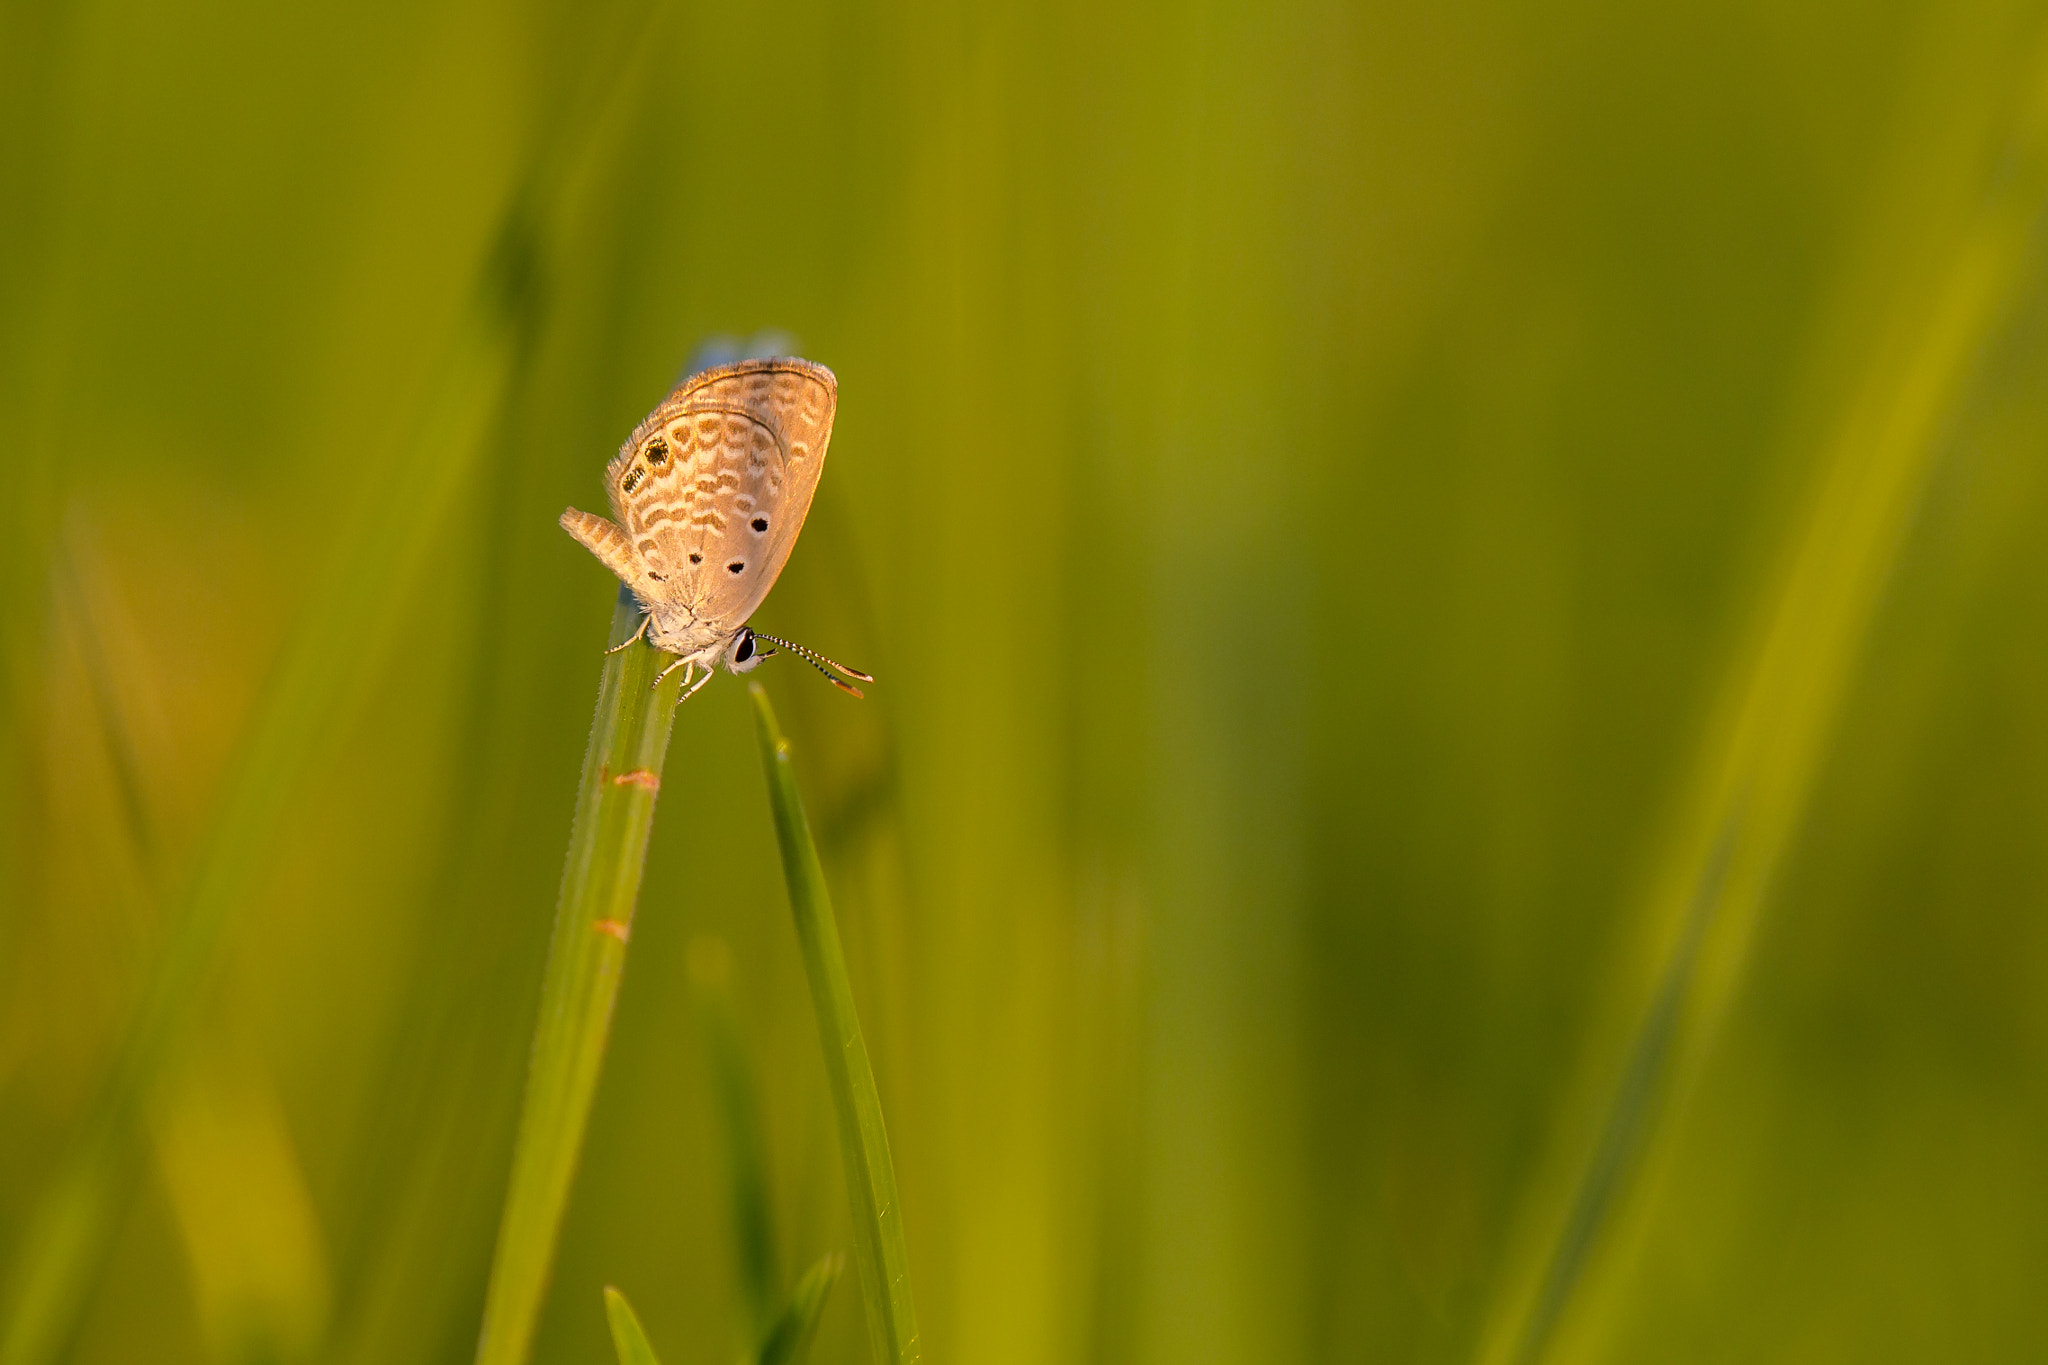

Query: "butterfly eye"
left=727, top=628, right=771, bottom=674
left=645, top=438, right=669, bottom=467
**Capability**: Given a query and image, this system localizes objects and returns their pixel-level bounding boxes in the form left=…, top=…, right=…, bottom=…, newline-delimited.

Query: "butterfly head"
left=724, top=626, right=875, bottom=698
left=725, top=627, right=775, bottom=675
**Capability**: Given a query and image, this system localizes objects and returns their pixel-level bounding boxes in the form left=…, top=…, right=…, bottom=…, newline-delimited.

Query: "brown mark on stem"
left=593, top=918, right=630, bottom=942
left=611, top=768, right=659, bottom=792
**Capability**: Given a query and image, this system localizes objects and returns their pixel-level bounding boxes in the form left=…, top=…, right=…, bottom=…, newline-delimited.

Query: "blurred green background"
left=7, top=0, right=2048, bottom=1361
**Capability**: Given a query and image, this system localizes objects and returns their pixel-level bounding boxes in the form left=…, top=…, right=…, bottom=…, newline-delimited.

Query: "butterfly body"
left=561, top=357, right=871, bottom=698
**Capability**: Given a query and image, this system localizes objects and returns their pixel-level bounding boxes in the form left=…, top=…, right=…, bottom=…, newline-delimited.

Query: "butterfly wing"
left=604, top=358, right=837, bottom=633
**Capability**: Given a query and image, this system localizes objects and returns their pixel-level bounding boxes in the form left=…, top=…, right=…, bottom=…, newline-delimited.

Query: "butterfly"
left=560, top=356, right=872, bottom=702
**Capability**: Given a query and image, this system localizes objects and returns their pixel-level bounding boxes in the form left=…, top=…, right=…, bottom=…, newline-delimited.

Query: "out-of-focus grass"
left=0, top=6, right=673, bottom=1361
left=691, top=937, right=846, bottom=1365
left=751, top=685, right=919, bottom=1365
left=690, top=937, right=780, bottom=1344
left=0, top=206, right=532, bottom=1365
left=759, top=1254, right=843, bottom=1365
left=8, top=2, right=2048, bottom=1364
left=601, top=1287, right=661, bottom=1365
left=1482, top=31, right=2048, bottom=1365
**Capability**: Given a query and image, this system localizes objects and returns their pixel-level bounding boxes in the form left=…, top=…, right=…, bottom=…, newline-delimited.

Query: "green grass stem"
left=748, top=685, right=920, bottom=1365
left=1486, top=42, right=2048, bottom=1365
left=474, top=589, right=683, bottom=1365
left=0, top=239, right=527, bottom=1365
left=602, top=1287, right=663, bottom=1365
left=688, top=937, right=779, bottom=1340
left=0, top=6, right=685, bottom=1354
left=758, top=1253, right=843, bottom=1365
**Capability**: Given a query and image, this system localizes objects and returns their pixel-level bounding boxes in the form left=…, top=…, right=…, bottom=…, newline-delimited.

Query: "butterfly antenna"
left=753, top=632, right=873, bottom=698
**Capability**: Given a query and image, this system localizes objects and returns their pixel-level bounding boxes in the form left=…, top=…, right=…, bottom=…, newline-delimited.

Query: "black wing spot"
left=688, top=553, right=702, bottom=564
left=728, top=561, right=745, bottom=574
left=645, top=438, right=669, bottom=467
left=751, top=516, right=768, bottom=533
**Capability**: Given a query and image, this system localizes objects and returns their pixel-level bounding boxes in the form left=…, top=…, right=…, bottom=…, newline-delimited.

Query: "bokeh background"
left=7, top=1, right=2048, bottom=1362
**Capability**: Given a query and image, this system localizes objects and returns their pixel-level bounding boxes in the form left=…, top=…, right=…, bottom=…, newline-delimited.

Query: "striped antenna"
left=753, top=632, right=873, bottom=698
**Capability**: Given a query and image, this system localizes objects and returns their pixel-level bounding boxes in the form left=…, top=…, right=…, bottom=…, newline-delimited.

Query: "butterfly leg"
left=604, top=612, right=652, bottom=656
left=677, top=662, right=718, bottom=705
left=651, top=655, right=693, bottom=691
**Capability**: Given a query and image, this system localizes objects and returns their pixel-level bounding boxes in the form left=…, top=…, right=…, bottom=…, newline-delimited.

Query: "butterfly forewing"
left=604, top=358, right=836, bottom=629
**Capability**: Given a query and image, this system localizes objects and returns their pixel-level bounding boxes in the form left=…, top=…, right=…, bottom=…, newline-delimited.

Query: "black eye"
left=735, top=634, right=754, bottom=662
left=645, top=439, right=668, bottom=467
left=728, top=561, right=744, bottom=574
left=751, top=517, right=768, bottom=533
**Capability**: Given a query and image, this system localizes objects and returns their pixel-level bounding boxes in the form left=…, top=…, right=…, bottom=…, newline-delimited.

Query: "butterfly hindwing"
left=604, top=358, right=836, bottom=630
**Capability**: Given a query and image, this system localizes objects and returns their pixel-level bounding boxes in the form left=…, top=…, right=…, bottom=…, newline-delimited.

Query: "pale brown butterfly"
left=559, top=356, right=872, bottom=702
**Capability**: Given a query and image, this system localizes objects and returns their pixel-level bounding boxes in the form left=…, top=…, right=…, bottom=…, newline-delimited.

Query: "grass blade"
left=473, top=588, right=684, bottom=1365
left=0, top=229, right=529, bottom=1365
left=0, top=6, right=686, bottom=1353
left=758, top=1253, right=843, bottom=1365
left=688, top=937, right=779, bottom=1340
left=1483, top=40, right=2048, bottom=1365
left=601, top=1287, right=664, bottom=1365
left=748, top=685, right=920, bottom=1365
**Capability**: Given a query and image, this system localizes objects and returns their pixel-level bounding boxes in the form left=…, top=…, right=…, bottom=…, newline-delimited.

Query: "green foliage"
left=0, top=200, right=530, bottom=1365
left=758, top=1254, right=844, bottom=1365
left=689, top=937, right=781, bottom=1341
left=1485, top=44, right=2048, bottom=1364
left=600, top=1256, right=837, bottom=1365
left=476, top=593, right=685, bottom=1365
left=602, top=1287, right=663, bottom=1365
left=8, top=2, right=2048, bottom=1363
left=751, top=686, right=920, bottom=1365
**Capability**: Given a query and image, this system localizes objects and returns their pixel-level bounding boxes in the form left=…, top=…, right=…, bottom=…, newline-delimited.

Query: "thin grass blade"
left=757, top=1253, right=843, bottom=1365
left=1484, top=36, right=2048, bottom=1365
left=748, top=684, right=919, bottom=1365
left=0, top=4, right=689, bottom=1354
left=473, top=589, right=683, bottom=1365
left=688, top=937, right=779, bottom=1339
left=602, top=1287, right=664, bottom=1365
left=0, top=232, right=529, bottom=1365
